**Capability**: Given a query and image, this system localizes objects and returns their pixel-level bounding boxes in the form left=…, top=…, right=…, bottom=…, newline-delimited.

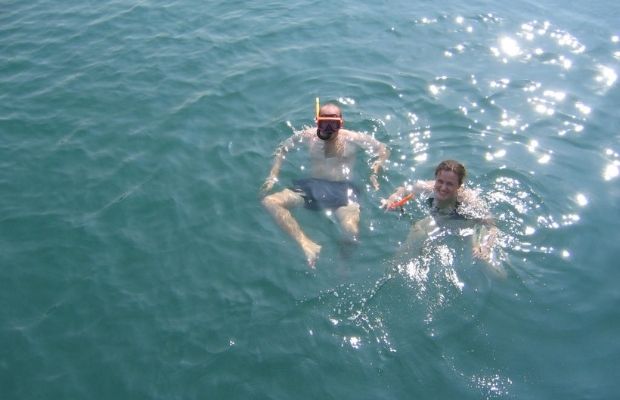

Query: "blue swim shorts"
left=291, top=178, right=360, bottom=210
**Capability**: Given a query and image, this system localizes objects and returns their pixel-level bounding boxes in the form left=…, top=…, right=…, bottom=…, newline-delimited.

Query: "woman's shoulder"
left=456, top=187, right=480, bottom=206
left=457, top=187, right=492, bottom=219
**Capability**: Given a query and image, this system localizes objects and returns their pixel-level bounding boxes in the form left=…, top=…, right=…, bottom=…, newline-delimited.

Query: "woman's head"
left=433, top=160, right=466, bottom=202
left=435, top=160, right=466, bottom=186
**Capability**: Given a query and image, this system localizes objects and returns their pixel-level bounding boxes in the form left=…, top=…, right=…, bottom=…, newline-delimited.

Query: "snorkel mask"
left=315, top=97, right=343, bottom=141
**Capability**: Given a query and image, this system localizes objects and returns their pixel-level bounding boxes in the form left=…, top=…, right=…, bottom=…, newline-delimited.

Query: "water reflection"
left=300, top=10, right=615, bottom=397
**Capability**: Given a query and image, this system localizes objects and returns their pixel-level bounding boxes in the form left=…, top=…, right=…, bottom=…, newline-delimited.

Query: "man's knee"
left=262, top=194, right=276, bottom=208
left=338, top=208, right=360, bottom=237
left=262, top=189, right=302, bottom=211
left=343, top=218, right=359, bottom=233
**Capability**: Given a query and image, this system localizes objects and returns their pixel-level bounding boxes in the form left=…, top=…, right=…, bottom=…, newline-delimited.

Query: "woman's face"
left=434, top=170, right=460, bottom=202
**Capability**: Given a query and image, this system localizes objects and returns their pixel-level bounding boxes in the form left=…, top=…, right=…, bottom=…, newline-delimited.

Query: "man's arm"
left=348, top=131, right=390, bottom=190
left=260, top=131, right=305, bottom=195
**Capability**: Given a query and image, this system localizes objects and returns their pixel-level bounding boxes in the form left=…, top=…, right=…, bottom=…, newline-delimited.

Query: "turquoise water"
left=2, top=0, right=619, bottom=398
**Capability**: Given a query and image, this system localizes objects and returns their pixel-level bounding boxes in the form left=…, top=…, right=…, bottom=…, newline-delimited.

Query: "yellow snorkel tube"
left=315, top=97, right=320, bottom=121
left=315, top=97, right=343, bottom=140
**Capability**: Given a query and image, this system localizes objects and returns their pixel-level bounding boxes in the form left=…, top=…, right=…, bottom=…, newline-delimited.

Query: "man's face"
left=316, top=109, right=342, bottom=141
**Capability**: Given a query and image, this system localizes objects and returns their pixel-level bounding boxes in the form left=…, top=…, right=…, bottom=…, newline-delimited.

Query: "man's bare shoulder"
left=280, top=128, right=315, bottom=145
left=339, top=128, right=364, bottom=137
left=339, top=129, right=375, bottom=142
left=292, top=128, right=317, bottom=141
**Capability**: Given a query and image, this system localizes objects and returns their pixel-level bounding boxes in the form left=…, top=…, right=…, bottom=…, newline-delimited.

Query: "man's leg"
left=334, top=202, right=361, bottom=242
left=262, top=189, right=321, bottom=268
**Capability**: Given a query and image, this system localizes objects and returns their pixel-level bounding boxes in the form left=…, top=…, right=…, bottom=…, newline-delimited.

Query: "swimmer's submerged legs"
left=262, top=188, right=321, bottom=268
left=397, top=216, right=435, bottom=260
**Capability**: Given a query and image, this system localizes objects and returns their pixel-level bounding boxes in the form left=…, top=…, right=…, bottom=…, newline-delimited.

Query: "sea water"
left=1, top=0, right=619, bottom=398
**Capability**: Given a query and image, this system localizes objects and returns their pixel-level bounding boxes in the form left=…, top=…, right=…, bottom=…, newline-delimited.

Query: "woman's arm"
left=461, top=188, right=499, bottom=261
left=472, top=220, right=498, bottom=261
left=381, top=180, right=433, bottom=209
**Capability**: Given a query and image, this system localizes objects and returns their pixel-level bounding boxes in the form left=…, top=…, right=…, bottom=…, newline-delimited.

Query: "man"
left=261, top=101, right=389, bottom=268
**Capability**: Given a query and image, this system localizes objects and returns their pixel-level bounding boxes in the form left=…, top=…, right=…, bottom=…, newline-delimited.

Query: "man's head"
left=316, top=103, right=343, bottom=141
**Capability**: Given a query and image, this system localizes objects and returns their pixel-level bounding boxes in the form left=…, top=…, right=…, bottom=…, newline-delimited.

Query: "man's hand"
left=370, top=174, right=380, bottom=191
left=370, top=161, right=384, bottom=191
left=260, top=176, right=278, bottom=195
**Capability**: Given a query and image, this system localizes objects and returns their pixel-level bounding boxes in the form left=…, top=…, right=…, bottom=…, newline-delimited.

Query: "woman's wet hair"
left=435, top=160, right=466, bottom=186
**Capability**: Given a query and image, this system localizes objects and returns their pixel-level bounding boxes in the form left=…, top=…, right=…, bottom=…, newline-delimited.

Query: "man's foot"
left=301, top=240, right=321, bottom=269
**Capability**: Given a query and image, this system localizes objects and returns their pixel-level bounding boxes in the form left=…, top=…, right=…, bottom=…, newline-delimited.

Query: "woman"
left=382, top=160, right=497, bottom=262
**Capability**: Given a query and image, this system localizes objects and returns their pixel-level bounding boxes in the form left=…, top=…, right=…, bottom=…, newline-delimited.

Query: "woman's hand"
left=472, top=224, right=498, bottom=262
left=472, top=242, right=491, bottom=261
left=380, top=191, right=413, bottom=211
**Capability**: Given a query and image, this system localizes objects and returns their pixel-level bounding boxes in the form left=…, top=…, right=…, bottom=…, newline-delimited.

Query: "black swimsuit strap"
left=428, top=197, right=462, bottom=218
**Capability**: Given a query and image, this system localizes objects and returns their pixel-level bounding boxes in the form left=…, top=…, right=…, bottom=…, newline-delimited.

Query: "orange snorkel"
left=387, top=193, right=414, bottom=210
